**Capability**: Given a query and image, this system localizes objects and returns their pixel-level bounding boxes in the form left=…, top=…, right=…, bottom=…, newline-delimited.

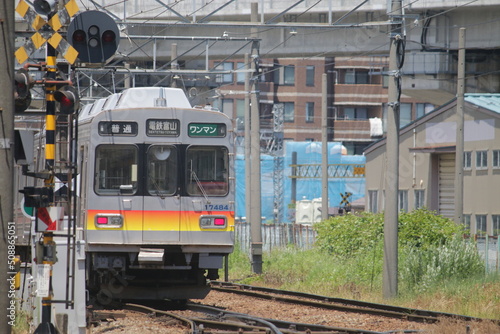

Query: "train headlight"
left=95, top=214, right=123, bottom=228
left=199, top=215, right=227, bottom=229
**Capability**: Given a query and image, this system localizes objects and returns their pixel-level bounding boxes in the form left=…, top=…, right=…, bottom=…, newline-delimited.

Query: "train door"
left=142, top=144, right=180, bottom=242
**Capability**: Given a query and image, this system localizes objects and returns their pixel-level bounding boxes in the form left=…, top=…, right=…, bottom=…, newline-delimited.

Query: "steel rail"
left=187, top=302, right=387, bottom=334
left=123, top=303, right=196, bottom=332
left=210, top=281, right=499, bottom=325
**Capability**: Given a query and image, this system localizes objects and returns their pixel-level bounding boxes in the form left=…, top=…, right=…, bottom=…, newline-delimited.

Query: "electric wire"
left=30, top=0, right=498, bottom=115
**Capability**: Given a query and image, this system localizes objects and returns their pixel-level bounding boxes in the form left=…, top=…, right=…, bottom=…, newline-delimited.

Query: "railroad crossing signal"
left=54, top=85, right=80, bottom=114
left=15, top=0, right=80, bottom=64
left=340, top=192, right=352, bottom=206
left=14, top=68, right=34, bottom=112
left=339, top=192, right=352, bottom=215
left=67, top=10, right=120, bottom=63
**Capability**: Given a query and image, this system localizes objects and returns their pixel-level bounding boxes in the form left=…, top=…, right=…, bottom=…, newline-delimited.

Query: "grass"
left=223, top=245, right=500, bottom=320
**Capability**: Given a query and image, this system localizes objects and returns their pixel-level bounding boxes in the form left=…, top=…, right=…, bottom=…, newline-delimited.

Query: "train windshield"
left=95, top=145, right=138, bottom=195
left=186, top=146, right=229, bottom=196
left=147, top=145, right=177, bottom=196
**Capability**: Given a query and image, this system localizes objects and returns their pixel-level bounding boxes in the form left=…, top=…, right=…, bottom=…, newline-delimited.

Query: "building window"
left=284, top=65, right=295, bottom=85
left=221, top=99, right=233, bottom=116
left=463, top=214, right=471, bottom=233
left=236, top=62, right=245, bottom=83
left=463, top=151, right=472, bottom=170
left=493, top=215, right=500, bottom=236
left=215, top=62, right=234, bottom=83
left=345, top=69, right=369, bottom=84
left=475, top=215, right=487, bottom=236
left=382, top=67, right=389, bottom=88
left=476, top=150, right=488, bottom=169
left=306, top=66, right=315, bottom=86
left=284, top=102, right=295, bottom=122
left=368, top=190, right=378, bottom=213
left=236, top=99, right=245, bottom=131
left=344, top=107, right=367, bottom=120
left=416, top=103, right=434, bottom=119
left=399, top=103, right=412, bottom=128
left=414, top=189, right=425, bottom=209
left=305, top=102, right=314, bottom=123
left=493, top=150, right=500, bottom=169
left=398, top=190, right=408, bottom=212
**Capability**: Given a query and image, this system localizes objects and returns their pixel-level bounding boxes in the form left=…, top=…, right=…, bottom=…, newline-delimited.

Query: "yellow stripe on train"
left=86, top=210, right=234, bottom=231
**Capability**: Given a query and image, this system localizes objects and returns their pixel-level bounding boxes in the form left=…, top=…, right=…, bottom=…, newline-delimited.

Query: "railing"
left=473, top=235, right=500, bottom=273
left=234, top=222, right=317, bottom=252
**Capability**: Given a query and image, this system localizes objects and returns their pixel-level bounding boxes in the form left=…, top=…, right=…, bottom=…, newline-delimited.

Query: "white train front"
left=18, top=87, right=235, bottom=333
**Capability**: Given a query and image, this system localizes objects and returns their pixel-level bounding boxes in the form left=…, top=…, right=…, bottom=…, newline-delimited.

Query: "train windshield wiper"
left=149, top=175, right=165, bottom=199
left=190, top=169, right=210, bottom=203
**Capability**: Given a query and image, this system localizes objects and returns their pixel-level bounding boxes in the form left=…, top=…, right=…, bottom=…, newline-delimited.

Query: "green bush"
left=398, top=208, right=466, bottom=249
left=314, top=208, right=466, bottom=257
left=314, top=211, right=384, bottom=257
left=313, top=208, right=483, bottom=293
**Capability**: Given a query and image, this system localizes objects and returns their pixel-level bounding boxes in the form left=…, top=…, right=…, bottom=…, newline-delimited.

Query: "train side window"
left=147, top=145, right=177, bottom=196
left=95, top=145, right=138, bottom=195
left=186, top=146, right=229, bottom=196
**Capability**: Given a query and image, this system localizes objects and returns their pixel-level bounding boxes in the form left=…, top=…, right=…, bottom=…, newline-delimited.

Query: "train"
left=14, top=87, right=235, bottom=333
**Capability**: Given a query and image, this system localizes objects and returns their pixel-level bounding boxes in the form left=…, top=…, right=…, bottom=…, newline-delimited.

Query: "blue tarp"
left=235, top=142, right=366, bottom=223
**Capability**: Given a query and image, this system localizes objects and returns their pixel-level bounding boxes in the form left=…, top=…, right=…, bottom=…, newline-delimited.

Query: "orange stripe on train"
left=86, top=210, right=234, bottom=231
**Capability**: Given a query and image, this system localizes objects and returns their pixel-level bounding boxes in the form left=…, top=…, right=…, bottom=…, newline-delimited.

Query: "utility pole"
left=249, top=2, right=263, bottom=274
left=0, top=1, right=14, bottom=333
left=383, top=0, right=404, bottom=299
left=454, top=28, right=466, bottom=226
left=321, top=73, right=328, bottom=221
left=244, top=53, right=251, bottom=230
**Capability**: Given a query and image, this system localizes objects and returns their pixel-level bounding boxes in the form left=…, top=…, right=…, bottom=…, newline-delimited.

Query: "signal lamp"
left=102, top=30, right=116, bottom=43
left=54, top=85, right=80, bottom=114
left=72, top=30, right=86, bottom=44
left=14, top=69, right=34, bottom=113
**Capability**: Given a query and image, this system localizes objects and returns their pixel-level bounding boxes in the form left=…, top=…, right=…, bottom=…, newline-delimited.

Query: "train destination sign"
left=98, top=121, right=138, bottom=136
left=188, top=123, right=226, bottom=137
left=147, top=119, right=180, bottom=136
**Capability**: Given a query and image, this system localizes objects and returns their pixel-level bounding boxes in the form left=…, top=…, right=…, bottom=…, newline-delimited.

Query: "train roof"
left=79, top=87, right=192, bottom=121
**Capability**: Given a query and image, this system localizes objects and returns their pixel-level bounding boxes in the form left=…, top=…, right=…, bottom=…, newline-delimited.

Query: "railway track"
left=90, top=283, right=499, bottom=333
left=210, top=281, right=498, bottom=325
left=114, top=302, right=400, bottom=334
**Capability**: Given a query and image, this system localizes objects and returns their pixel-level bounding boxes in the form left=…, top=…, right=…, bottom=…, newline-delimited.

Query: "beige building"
left=364, top=94, right=500, bottom=236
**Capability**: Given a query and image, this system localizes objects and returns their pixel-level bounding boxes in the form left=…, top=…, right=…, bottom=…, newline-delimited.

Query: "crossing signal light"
left=14, top=69, right=34, bottom=113
left=54, top=86, right=79, bottom=114
left=67, top=11, right=119, bottom=63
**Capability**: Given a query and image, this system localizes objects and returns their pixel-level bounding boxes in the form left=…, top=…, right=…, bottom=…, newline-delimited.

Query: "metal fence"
left=234, top=223, right=500, bottom=274
left=234, top=222, right=317, bottom=252
left=475, top=236, right=500, bottom=273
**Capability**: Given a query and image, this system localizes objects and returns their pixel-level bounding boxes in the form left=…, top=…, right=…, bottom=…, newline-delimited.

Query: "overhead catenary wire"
left=31, top=0, right=496, bottom=108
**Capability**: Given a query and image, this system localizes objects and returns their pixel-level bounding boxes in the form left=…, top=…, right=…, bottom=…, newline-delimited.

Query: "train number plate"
left=204, top=204, right=230, bottom=211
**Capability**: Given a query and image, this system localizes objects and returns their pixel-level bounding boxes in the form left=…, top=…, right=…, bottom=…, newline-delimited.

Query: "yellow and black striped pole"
left=45, top=44, right=57, bottom=171
left=35, top=15, right=58, bottom=334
